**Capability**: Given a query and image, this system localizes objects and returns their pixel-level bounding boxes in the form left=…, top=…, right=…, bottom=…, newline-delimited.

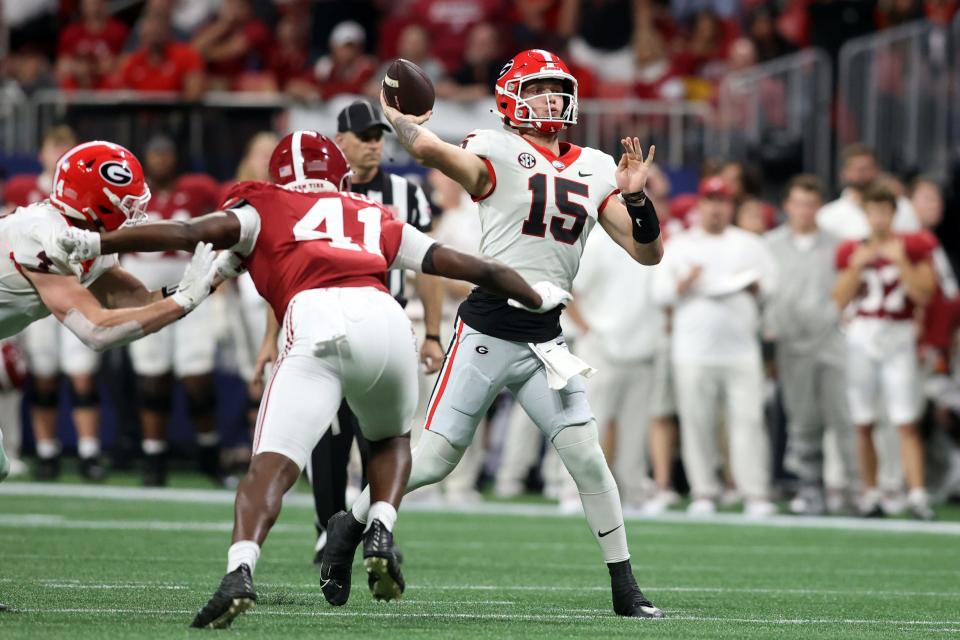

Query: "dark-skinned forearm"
left=424, top=247, right=540, bottom=308
left=101, top=216, right=239, bottom=254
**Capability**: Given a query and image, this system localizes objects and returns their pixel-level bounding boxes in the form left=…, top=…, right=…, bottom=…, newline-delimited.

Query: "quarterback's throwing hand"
left=509, top=281, right=572, bottom=314
left=379, top=89, right=432, bottom=127
left=58, top=226, right=101, bottom=262
left=616, top=138, right=655, bottom=196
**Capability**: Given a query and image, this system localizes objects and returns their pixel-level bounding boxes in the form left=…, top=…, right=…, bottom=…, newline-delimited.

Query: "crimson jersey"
left=5, top=174, right=48, bottom=207
left=836, top=232, right=935, bottom=321
left=222, top=182, right=407, bottom=321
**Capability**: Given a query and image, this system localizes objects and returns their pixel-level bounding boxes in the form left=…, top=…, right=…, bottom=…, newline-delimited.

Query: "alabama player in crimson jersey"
left=834, top=185, right=937, bottom=520
left=335, top=49, right=665, bottom=618
left=56, top=131, right=570, bottom=629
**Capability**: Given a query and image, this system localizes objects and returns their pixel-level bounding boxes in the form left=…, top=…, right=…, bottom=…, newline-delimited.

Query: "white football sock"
left=142, top=439, right=167, bottom=455
left=352, top=430, right=463, bottom=524
left=227, top=540, right=261, bottom=574
left=367, top=501, right=398, bottom=532
left=553, top=422, right=630, bottom=563
left=36, top=439, right=60, bottom=459
left=78, top=437, right=100, bottom=459
left=197, top=431, right=219, bottom=447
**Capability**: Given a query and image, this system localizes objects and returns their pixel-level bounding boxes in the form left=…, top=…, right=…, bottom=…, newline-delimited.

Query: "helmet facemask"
left=500, top=72, right=578, bottom=133
left=104, top=186, right=152, bottom=228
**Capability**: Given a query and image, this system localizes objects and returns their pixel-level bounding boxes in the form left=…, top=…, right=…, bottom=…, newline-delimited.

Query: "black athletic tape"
left=185, top=391, right=216, bottom=417
left=33, top=386, right=59, bottom=408
left=625, top=194, right=660, bottom=244
left=139, top=389, right=172, bottom=413
left=421, top=243, right=439, bottom=274
left=69, top=387, right=100, bottom=408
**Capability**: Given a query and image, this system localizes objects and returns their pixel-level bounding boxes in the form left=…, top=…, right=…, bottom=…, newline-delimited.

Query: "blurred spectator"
left=735, top=198, right=773, bottom=234
left=266, top=11, right=319, bottom=99
left=171, top=0, right=223, bottom=35
left=192, top=0, right=273, bottom=90
left=670, top=0, right=739, bottom=20
left=4, top=0, right=58, bottom=58
left=631, top=27, right=685, bottom=100
left=562, top=0, right=635, bottom=81
left=833, top=185, right=936, bottom=520
left=745, top=5, right=796, bottom=62
left=673, top=10, right=734, bottom=78
left=57, top=0, right=130, bottom=90
left=117, top=8, right=206, bottom=99
left=764, top=175, right=856, bottom=516
left=3, top=45, right=57, bottom=95
left=807, top=0, right=875, bottom=62
left=877, top=0, right=925, bottom=28
left=923, top=0, right=959, bottom=23
left=435, top=22, right=506, bottom=101
left=510, top=0, right=564, bottom=52
left=817, top=144, right=919, bottom=239
left=368, top=23, right=444, bottom=97
left=653, top=176, right=778, bottom=517
left=123, top=0, right=192, bottom=51
left=314, top=21, right=378, bottom=100
left=408, top=0, right=507, bottom=72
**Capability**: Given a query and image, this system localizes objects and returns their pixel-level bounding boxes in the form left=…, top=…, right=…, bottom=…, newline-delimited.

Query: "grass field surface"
left=1, top=481, right=959, bottom=639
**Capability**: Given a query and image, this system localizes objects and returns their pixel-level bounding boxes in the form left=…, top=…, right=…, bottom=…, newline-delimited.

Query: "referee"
left=308, top=100, right=444, bottom=562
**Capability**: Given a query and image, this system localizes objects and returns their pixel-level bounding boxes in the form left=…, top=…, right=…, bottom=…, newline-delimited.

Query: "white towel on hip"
left=528, top=340, right=598, bottom=390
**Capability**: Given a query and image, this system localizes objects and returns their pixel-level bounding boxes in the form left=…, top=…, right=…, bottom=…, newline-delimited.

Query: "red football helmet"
left=50, top=141, right=150, bottom=231
left=495, top=49, right=578, bottom=134
left=269, top=131, right=352, bottom=193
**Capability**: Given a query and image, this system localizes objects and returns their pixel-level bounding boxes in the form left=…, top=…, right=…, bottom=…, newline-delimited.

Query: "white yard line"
left=7, top=607, right=960, bottom=626
left=3, top=482, right=960, bottom=535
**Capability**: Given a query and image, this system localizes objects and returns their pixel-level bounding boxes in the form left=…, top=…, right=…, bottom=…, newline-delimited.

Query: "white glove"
left=57, top=226, right=101, bottom=262
left=213, top=250, right=246, bottom=281
left=508, top=281, right=572, bottom=314
left=171, top=242, right=217, bottom=313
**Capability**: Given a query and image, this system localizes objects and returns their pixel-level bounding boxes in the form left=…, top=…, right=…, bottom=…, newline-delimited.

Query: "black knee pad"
left=185, top=389, right=216, bottom=419
left=138, top=377, right=172, bottom=413
left=69, top=385, right=100, bottom=408
left=32, top=382, right=59, bottom=408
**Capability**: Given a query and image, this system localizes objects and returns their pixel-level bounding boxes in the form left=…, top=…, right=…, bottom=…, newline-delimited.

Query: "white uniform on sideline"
left=653, top=225, right=777, bottom=504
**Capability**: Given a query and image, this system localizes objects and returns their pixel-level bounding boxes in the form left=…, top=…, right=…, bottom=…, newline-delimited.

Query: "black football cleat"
left=190, top=564, right=256, bottom=629
left=609, top=560, right=664, bottom=618
left=79, top=456, right=106, bottom=482
left=363, top=519, right=405, bottom=601
left=34, top=455, right=61, bottom=481
left=320, top=511, right=365, bottom=606
left=143, top=452, right=167, bottom=487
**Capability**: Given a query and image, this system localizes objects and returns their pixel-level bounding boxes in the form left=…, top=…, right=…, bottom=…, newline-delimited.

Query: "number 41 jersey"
left=221, top=181, right=410, bottom=322
left=459, top=128, right=620, bottom=342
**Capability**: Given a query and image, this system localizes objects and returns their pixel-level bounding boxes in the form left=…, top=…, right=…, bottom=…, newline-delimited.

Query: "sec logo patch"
left=518, top=153, right=536, bottom=169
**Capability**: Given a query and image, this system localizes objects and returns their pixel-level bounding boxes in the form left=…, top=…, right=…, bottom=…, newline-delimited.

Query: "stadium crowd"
left=0, top=0, right=958, bottom=521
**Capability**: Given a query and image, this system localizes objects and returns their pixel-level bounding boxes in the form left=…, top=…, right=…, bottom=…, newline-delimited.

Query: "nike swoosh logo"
left=597, top=524, right=623, bottom=538
left=578, top=171, right=592, bottom=177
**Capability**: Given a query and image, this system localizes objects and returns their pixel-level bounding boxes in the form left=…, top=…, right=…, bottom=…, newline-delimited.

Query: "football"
left=382, top=58, right=435, bottom=116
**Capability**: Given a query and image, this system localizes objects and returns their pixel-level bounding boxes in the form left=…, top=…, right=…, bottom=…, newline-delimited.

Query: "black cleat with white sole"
left=363, top=519, right=405, bottom=601
left=190, top=564, right=257, bottom=629
left=609, top=560, right=664, bottom=618
left=320, top=511, right=365, bottom=606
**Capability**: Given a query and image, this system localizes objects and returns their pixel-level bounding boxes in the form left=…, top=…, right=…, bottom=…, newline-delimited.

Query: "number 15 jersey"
left=459, top=128, right=620, bottom=342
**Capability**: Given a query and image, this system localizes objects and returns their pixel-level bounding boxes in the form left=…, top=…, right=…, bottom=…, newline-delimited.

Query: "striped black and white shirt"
left=351, top=169, right=433, bottom=307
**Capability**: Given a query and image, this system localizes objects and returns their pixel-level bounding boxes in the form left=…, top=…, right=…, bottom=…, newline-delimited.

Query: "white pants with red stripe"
left=253, top=287, right=418, bottom=470
left=423, top=319, right=593, bottom=450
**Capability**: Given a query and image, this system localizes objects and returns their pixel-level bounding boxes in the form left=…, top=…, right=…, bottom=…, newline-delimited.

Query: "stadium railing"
left=838, top=19, right=952, bottom=182
left=713, top=48, right=833, bottom=188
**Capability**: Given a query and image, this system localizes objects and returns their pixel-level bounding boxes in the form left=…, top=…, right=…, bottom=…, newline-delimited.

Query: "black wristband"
left=425, top=334, right=442, bottom=344
left=161, top=285, right=178, bottom=298
left=625, top=195, right=660, bottom=244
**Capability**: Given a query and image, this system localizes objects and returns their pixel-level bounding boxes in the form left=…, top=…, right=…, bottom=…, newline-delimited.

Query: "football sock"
left=352, top=430, right=462, bottom=524
left=36, top=439, right=60, bottom=459
left=227, top=540, right=261, bottom=575
left=553, top=422, right=630, bottom=563
left=197, top=431, right=219, bottom=447
left=78, top=437, right=100, bottom=459
left=367, top=501, right=398, bottom=533
left=142, top=439, right=167, bottom=455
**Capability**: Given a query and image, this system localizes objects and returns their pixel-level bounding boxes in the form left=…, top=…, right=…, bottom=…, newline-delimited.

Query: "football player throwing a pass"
left=57, top=132, right=570, bottom=628
left=328, top=49, right=666, bottom=618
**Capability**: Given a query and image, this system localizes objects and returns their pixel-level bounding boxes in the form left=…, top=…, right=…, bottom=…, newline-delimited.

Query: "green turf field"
left=1, top=483, right=959, bottom=639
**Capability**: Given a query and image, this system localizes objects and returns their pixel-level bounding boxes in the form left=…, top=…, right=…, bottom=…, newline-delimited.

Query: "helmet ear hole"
left=98, top=205, right=112, bottom=215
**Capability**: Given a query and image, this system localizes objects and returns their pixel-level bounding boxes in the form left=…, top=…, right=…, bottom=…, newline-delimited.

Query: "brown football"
left=382, top=58, right=435, bottom=116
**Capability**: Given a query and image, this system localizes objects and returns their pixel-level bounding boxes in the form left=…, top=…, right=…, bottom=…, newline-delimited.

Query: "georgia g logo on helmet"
left=99, top=161, right=134, bottom=186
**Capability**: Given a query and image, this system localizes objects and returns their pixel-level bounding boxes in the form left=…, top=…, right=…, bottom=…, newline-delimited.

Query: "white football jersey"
left=462, top=128, right=619, bottom=293
left=0, top=202, right=117, bottom=339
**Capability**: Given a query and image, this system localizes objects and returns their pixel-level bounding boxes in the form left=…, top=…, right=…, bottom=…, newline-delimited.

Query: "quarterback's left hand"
left=615, top=137, right=655, bottom=196
left=509, top=282, right=572, bottom=314
left=57, top=226, right=101, bottom=262
left=420, top=338, right=444, bottom=374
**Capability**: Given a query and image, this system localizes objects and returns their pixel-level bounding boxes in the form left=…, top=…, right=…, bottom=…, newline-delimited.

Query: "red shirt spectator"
left=57, top=0, right=129, bottom=90
left=409, top=0, right=507, bottom=71
left=314, top=21, right=378, bottom=100
left=266, top=13, right=315, bottom=94
left=116, top=8, right=205, bottom=98
left=192, top=0, right=273, bottom=89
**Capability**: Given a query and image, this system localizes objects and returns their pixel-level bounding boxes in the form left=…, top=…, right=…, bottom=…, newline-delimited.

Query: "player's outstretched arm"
left=423, top=245, right=569, bottom=313
left=58, top=212, right=243, bottom=260
left=600, top=138, right=663, bottom=266
left=379, top=91, right=492, bottom=198
left=23, top=242, right=218, bottom=351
